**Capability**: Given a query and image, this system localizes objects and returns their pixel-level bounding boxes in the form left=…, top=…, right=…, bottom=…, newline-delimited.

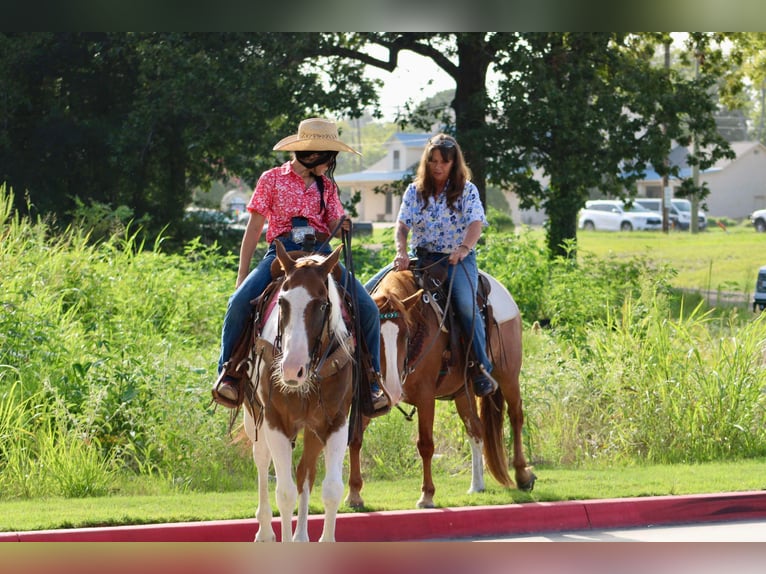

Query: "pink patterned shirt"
left=247, top=161, right=346, bottom=243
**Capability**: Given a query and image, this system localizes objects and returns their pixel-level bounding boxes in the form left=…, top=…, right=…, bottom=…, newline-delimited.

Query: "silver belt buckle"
left=291, top=225, right=316, bottom=244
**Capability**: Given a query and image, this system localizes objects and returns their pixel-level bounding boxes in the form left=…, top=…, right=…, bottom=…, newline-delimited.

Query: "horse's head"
left=270, top=240, right=349, bottom=392
left=372, top=270, right=423, bottom=402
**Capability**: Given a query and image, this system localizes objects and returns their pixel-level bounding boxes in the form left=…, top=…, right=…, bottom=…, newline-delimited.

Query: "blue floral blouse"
left=397, top=181, right=488, bottom=253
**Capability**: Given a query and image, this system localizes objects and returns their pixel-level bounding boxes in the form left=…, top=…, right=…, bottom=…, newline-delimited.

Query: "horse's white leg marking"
left=279, top=287, right=312, bottom=385
left=245, top=409, right=276, bottom=542
left=293, top=475, right=311, bottom=542
left=380, top=321, right=403, bottom=404
left=467, top=436, right=485, bottom=493
left=264, top=426, right=297, bottom=542
left=318, top=422, right=349, bottom=542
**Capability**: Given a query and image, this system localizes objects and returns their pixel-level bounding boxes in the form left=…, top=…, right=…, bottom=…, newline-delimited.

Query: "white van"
left=635, top=198, right=707, bottom=231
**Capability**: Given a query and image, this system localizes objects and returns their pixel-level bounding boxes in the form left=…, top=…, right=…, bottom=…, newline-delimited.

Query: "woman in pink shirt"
left=212, top=118, right=388, bottom=414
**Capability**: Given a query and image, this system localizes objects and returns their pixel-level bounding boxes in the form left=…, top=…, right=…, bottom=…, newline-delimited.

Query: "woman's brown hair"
left=413, top=134, right=472, bottom=211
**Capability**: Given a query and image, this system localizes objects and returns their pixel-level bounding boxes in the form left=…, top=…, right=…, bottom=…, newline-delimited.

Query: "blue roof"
left=392, top=133, right=431, bottom=147
left=626, top=146, right=719, bottom=181
left=335, top=169, right=412, bottom=183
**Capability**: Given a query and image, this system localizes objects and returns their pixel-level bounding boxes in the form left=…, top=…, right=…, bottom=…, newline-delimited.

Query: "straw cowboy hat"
left=273, top=118, right=361, bottom=155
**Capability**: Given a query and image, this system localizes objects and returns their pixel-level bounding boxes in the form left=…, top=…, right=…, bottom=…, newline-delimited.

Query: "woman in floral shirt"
left=213, top=118, right=388, bottom=413
left=366, top=133, right=497, bottom=397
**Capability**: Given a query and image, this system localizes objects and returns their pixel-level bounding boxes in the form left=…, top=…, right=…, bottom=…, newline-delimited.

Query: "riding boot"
left=212, top=364, right=243, bottom=408
left=471, top=364, right=498, bottom=397
left=368, top=370, right=391, bottom=418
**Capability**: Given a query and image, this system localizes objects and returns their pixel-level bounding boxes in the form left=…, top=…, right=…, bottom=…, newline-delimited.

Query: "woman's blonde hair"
left=414, top=133, right=472, bottom=211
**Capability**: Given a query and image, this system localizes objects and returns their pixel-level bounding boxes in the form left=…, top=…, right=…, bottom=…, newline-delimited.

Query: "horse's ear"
left=320, top=244, right=344, bottom=276
left=275, top=240, right=296, bottom=273
left=402, top=288, right=424, bottom=310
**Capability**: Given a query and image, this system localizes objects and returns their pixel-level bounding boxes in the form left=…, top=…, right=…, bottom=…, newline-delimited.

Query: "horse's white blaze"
left=279, top=285, right=312, bottom=384
left=380, top=320, right=404, bottom=404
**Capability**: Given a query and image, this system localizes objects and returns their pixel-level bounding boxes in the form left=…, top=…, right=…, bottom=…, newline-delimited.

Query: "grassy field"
left=575, top=225, right=765, bottom=295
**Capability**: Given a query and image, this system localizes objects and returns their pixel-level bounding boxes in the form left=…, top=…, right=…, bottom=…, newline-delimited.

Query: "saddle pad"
left=480, top=271, right=520, bottom=324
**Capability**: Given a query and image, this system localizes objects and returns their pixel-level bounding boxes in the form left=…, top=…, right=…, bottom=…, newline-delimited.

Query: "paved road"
left=469, top=518, right=766, bottom=542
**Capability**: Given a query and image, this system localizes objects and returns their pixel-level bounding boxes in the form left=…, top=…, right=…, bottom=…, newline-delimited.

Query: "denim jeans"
left=218, top=239, right=381, bottom=374
left=364, top=251, right=491, bottom=373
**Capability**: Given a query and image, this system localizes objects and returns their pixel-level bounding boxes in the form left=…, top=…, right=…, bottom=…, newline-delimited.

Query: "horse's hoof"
left=518, top=472, right=537, bottom=492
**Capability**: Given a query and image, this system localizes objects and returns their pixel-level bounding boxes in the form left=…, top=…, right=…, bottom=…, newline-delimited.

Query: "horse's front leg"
left=415, top=400, right=436, bottom=509
left=294, top=431, right=322, bottom=542
left=345, top=416, right=368, bottom=508
left=318, top=420, right=349, bottom=542
left=454, top=393, right=485, bottom=494
left=245, top=409, right=275, bottom=542
left=265, top=427, right=298, bottom=542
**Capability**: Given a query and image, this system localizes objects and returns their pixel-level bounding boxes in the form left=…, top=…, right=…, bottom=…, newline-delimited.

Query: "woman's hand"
left=448, top=244, right=470, bottom=265
left=394, top=252, right=410, bottom=271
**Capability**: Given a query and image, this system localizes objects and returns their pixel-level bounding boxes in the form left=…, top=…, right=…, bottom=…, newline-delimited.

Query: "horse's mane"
left=372, top=270, right=423, bottom=331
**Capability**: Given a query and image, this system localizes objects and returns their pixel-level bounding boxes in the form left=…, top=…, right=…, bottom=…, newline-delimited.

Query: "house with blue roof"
left=335, top=132, right=432, bottom=222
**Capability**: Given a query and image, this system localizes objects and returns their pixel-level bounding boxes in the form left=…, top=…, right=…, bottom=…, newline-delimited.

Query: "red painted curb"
left=1, top=491, right=764, bottom=542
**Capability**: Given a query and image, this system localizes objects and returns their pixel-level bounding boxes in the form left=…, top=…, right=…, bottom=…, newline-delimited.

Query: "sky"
left=363, top=51, right=455, bottom=123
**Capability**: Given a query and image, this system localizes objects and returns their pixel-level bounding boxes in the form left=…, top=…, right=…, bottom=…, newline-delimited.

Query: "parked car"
left=635, top=198, right=707, bottom=230
left=578, top=200, right=662, bottom=231
left=750, top=209, right=766, bottom=233
left=754, top=265, right=766, bottom=312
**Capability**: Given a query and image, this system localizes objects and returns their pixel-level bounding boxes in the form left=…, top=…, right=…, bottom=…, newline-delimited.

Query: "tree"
left=491, top=33, right=734, bottom=255
left=319, top=33, right=735, bottom=258
left=317, top=33, right=498, bottom=208
left=0, top=33, right=379, bottom=238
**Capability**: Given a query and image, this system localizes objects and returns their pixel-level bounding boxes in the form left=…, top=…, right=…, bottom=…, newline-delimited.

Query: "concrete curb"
left=1, top=490, right=765, bottom=542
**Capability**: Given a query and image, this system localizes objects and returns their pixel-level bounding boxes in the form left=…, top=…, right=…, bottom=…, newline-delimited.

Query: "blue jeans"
left=218, top=239, right=381, bottom=374
left=364, top=252, right=491, bottom=373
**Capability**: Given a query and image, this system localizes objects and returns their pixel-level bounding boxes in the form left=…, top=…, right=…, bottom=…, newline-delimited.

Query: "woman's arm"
left=236, top=212, right=266, bottom=287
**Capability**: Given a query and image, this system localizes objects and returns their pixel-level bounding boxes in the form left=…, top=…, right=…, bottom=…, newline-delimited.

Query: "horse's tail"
left=480, top=391, right=513, bottom=487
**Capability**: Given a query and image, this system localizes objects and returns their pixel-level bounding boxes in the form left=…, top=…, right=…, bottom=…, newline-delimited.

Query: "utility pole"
left=690, top=47, right=701, bottom=234
left=662, top=38, right=671, bottom=233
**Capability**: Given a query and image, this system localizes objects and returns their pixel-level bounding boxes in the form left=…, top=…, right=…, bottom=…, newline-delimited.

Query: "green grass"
left=576, top=225, right=765, bottom=293
left=2, top=459, right=765, bottom=532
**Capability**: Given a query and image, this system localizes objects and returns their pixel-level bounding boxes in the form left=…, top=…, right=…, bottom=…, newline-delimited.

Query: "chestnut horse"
left=242, top=241, right=354, bottom=542
left=347, top=268, right=536, bottom=509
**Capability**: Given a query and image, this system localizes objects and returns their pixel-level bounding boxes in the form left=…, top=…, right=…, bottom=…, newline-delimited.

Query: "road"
left=469, top=518, right=766, bottom=541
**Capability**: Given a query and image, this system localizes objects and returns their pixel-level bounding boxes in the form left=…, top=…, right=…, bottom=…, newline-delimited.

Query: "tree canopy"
left=0, top=32, right=378, bottom=237
left=1, top=32, right=743, bottom=257
left=321, top=32, right=737, bottom=257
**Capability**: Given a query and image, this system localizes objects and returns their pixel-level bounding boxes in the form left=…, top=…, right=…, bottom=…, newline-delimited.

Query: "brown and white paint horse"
left=347, top=268, right=536, bottom=509
left=243, top=241, right=354, bottom=542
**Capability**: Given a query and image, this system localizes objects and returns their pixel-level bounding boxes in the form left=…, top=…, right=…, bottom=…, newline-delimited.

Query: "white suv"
left=751, top=209, right=766, bottom=233
left=578, top=200, right=662, bottom=231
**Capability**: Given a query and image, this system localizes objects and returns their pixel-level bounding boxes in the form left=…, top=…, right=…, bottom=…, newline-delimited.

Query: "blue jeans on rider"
left=364, top=250, right=492, bottom=374
left=218, top=238, right=382, bottom=380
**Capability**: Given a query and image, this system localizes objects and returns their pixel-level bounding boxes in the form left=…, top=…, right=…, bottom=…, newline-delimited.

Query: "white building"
left=635, top=141, right=766, bottom=219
